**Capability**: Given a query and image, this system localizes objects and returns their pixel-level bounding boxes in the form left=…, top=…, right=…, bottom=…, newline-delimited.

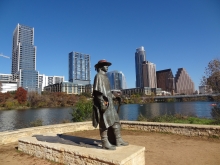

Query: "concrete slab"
left=18, top=133, right=145, bottom=165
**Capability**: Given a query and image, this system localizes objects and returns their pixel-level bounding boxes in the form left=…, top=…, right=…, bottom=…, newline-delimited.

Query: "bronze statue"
left=92, top=59, right=129, bottom=150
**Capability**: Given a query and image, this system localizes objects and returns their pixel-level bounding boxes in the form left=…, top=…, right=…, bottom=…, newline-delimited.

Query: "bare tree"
left=201, top=58, right=220, bottom=93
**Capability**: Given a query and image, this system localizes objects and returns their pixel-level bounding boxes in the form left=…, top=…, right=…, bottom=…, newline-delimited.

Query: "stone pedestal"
left=18, top=133, right=145, bottom=165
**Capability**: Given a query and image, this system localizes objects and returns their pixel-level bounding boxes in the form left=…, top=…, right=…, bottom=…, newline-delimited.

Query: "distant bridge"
left=145, top=94, right=220, bottom=102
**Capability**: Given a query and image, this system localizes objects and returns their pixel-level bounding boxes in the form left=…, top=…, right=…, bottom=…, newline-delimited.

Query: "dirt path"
left=0, top=129, right=220, bottom=165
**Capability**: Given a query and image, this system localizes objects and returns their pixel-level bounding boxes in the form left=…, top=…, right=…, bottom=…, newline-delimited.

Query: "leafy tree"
left=15, top=87, right=27, bottom=104
left=80, top=92, right=92, bottom=98
left=201, top=58, right=220, bottom=93
left=27, top=91, right=41, bottom=107
left=211, top=103, right=220, bottom=124
left=71, top=99, right=93, bottom=122
left=66, top=94, right=76, bottom=106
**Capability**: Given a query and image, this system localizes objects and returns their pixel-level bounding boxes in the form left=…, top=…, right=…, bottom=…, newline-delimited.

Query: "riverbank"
left=1, top=129, right=220, bottom=165
left=1, top=101, right=219, bottom=132
left=138, top=114, right=220, bottom=125
left=0, top=105, right=73, bottom=111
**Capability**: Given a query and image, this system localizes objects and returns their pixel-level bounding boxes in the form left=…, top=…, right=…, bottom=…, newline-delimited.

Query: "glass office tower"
left=69, top=51, right=91, bottom=85
left=135, top=46, right=146, bottom=88
left=11, top=24, right=39, bottom=91
left=106, top=70, right=127, bottom=90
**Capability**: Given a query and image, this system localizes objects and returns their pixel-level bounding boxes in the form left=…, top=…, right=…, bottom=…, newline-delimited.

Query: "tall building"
left=199, top=85, right=212, bottom=94
left=39, top=74, right=64, bottom=91
left=11, top=24, right=39, bottom=91
left=69, top=52, right=91, bottom=85
left=0, top=73, right=17, bottom=93
left=175, top=68, right=195, bottom=95
left=135, top=46, right=146, bottom=88
left=156, top=69, right=174, bottom=92
left=142, top=61, right=157, bottom=88
left=12, top=24, right=36, bottom=74
left=106, top=70, right=127, bottom=90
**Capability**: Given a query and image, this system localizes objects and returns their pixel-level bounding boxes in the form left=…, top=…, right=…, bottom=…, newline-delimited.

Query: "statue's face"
left=100, top=65, right=108, bottom=72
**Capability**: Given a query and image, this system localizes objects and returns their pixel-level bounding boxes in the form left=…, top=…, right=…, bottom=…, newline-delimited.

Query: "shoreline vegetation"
left=0, top=89, right=219, bottom=111
left=1, top=89, right=220, bottom=129
left=137, top=113, right=220, bottom=125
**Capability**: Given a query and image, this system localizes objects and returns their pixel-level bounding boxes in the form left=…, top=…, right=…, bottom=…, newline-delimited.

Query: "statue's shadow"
left=33, top=134, right=102, bottom=149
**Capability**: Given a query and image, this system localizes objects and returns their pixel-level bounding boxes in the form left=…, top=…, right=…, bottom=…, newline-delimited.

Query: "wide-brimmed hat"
left=94, top=59, right=112, bottom=68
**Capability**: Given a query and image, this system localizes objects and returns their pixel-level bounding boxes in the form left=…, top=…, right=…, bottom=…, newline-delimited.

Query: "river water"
left=0, top=101, right=215, bottom=132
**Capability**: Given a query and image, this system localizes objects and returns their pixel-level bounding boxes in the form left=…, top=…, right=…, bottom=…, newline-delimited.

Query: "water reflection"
left=0, top=108, right=72, bottom=132
left=119, top=101, right=213, bottom=120
left=0, top=101, right=214, bottom=132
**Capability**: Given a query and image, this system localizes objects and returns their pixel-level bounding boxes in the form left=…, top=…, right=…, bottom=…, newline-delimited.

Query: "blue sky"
left=0, top=0, right=220, bottom=90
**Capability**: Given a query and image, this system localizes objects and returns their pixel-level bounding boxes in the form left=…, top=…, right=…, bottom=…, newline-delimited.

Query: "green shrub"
left=211, top=103, right=220, bottom=124
left=30, top=119, right=43, bottom=127
left=71, top=99, right=93, bottom=122
left=5, top=100, right=19, bottom=109
left=61, top=119, right=71, bottom=123
left=137, top=113, right=147, bottom=121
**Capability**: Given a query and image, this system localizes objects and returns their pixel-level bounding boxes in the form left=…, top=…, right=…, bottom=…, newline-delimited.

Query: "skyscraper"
left=69, top=51, right=91, bottom=85
left=12, top=24, right=36, bottom=74
left=175, top=68, right=195, bottom=95
left=156, top=69, right=174, bottom=92
left=11, top=24, right=39, bottom=91
left=106, top=70, right=127, bottom=90
left=142, top=61, right=157, bottom=88
left=135, top=46, right=146, bottom=88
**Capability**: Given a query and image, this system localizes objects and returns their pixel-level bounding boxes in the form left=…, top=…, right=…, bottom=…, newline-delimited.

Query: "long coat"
left=92, top=72, right=119, bottom=128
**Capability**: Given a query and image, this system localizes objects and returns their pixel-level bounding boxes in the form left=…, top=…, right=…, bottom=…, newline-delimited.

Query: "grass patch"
left=137, top=114, right=219, bottom=125
left=30, top=119, right=43, bottom=127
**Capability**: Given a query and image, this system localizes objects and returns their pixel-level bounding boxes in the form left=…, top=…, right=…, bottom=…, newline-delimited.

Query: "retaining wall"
left=0, top=122, right=95, bottom=145
left=121, top=121, right=220, bottom=138
left=1, top=121, right=220, bottom=145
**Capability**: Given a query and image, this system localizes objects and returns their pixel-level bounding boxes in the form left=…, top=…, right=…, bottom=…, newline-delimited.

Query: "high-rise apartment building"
left=106, top=70, right=127, bottom=90
left=142, top=61, right=157, bottom=88
left=39, top=74, right=64, bottom=91
left=11, top=24, right=39, bottom=91
left=156, top=69, right=174, bottom=92
left=175, top=68, right=195, bottom=95
left=135, top=46, right=146, bottom=88
left=69, top=51, right=91, bottom=85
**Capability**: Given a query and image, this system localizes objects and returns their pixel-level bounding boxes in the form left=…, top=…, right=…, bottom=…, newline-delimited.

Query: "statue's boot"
left=113, top=124, right=129, bottom=146
left=100, top=129, right=116, bottom=150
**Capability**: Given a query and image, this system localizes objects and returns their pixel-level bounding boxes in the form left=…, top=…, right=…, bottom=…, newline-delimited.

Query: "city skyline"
left=0, top=0, right=220, bottom=90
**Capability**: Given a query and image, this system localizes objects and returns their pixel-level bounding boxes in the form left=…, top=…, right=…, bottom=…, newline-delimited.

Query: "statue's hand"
left=100, top=96, right=109, bottom=112
left=100, top=100, right=108, bottom=112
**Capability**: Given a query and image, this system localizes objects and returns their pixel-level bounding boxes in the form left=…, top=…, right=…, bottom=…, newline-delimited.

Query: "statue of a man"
left=92, top=59, right=129, bottom=150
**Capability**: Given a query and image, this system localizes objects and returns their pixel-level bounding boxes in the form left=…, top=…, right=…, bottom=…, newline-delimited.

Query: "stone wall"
left=0, top=122, right=95, bottom=145
left=121, top=121, right=220, bottom=138
left=1, top=121, right=220, bottom=145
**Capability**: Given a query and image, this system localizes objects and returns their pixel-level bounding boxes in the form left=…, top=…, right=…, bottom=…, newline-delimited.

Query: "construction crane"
left=0, top=53, right=11, bottom=59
